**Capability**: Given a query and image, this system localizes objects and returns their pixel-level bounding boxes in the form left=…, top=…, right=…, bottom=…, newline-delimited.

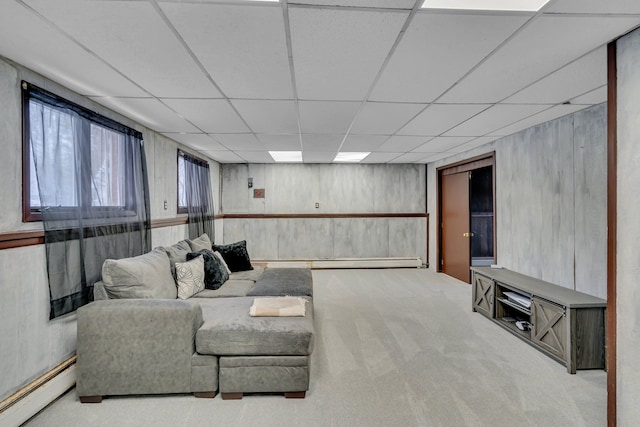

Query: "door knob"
left=463, top=232, right=475, bottom=237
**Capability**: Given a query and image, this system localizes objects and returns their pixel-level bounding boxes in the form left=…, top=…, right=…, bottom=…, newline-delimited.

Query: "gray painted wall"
left=221, top=164, right=427, bottom=261
left=0, top=56, right=220, bottom=401
left=616, top=27, right=640, bottom=426
left=427, top=103, right=607, bottom=299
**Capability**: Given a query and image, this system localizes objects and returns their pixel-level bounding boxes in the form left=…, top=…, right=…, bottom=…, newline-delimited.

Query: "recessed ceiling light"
left=333, top=152, right=371, bottom=163
left=421, top=0, right=550, bottom=12
left=269, top=151, right=302, bottom=162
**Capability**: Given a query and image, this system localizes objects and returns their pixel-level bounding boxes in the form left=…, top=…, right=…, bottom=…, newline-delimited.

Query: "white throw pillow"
left=175, top=255, right=205, bottom=299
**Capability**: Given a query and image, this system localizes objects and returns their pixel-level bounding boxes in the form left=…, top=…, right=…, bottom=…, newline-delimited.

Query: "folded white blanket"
left=249, top=297, right=306, bottom=317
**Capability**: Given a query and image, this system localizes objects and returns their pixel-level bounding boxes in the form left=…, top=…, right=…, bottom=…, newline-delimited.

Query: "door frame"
left=437, top=152, right=496, bottom=275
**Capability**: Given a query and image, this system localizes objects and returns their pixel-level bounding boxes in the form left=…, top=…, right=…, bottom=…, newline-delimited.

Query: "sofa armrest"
left=92, top=281, right=109, bottom=301
left=76, top=299, right=203, bottom=397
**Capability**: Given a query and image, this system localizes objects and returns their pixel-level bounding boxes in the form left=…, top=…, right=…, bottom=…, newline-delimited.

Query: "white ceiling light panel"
left=269, top=151, right=303, bottom=162
left=334, top=152, right=371, bottom=163
left=421, top=0, right=550, bottom=12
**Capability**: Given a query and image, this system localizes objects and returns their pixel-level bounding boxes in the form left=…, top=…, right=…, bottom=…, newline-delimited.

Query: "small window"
left=23, top=81, right=142, bottom=221
left=177, top=152, right=187, bottom=214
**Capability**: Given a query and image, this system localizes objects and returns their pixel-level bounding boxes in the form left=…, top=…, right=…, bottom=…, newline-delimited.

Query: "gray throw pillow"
left=163, top=240, right=192, bottom=278
left=188, top=233, right=212, bottom=252
left=101, top=248, right=177, bottom=299
left=187, top=249, right=229, bottom=290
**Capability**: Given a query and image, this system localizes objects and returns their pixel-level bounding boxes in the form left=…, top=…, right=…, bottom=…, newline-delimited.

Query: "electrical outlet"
left=164, top=200, right=168, bottom=210
left=315, top=203, right=319, bottom=208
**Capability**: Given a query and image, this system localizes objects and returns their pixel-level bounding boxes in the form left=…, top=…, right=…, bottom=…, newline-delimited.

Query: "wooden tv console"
left=471, top=267, right=606, bottom=374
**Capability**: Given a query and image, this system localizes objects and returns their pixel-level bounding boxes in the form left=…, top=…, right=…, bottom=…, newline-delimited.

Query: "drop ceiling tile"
left=571, top=86, right=607, bottom=105
left=90, top=97, right=199, bottom=133
left=389, top=152, right=431, bottom=163
left=413, top=136, right=474, bottom=153
left=0, top=1, right=147, bottom=97
left=545, top=0, right=640, bottom=14
left=213, top=134, right=265, bottom=151
left=291, top=0, right=416, bottom=8
left=198, top=150, right=245, bottom=163
left=290, top=7, right=408, bottom=100
left=232, top=100, right=299, bottom=134
left=301, top=134, right=343, bottom=152
left=374, top=136, right=431, bottom=152
left=440, top=15, right=640, bottom=103
left=236, top=151, right=275, bottom=163
left=303, top=152, right=336, bottom=163
left=161, top=2, right=293, bottom=99
left=361, top=152, right=403, bottom=163
left=349, top=102, right=426, bottom=134
left=162, top=99, right=249, bottom=133
left=504, top=47, right=606, bottom=104
left=452, top=136, right=499, bottom=153
left=444, top=104, right=552, bottom=137
left=398, top=104, right=490, bottom=136
left=26, top=0, right=221, bottom=98
left=162, top=133, right=226, bottom=151
left=371, top=13, right=529, bottom=103
left=340, top=135, right=389, bottom=151
left=299, top=101, right=360, bottom=133
left=256, top=134, right=302, bottom=151
left=417, top=152, right=455, bottom=163
left=488, top=104, right=588, bottom=137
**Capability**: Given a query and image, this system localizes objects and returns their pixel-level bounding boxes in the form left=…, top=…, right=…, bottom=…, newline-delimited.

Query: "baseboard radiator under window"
left=0, top=356, right=76, bottom=427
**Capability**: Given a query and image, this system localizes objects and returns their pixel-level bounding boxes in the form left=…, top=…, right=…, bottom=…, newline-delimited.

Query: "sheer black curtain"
left=182, top=152, right=215, bottom=241
left=25, top=83, right=151, bottom=319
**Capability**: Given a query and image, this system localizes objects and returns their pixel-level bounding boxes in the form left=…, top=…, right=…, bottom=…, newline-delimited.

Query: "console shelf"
left=471, top=267, right=606, bottom=374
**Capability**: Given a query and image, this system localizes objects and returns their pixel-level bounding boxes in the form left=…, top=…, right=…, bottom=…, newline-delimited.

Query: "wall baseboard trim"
left=259, top=257, right=423, bottom=269
left=0, top=357, right=76, bottom=427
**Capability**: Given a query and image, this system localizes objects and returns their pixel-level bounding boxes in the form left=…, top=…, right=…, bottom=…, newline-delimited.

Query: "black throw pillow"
left=186, top=249, right=229, bottom=290
left=212, top=240, right=253, bottom=272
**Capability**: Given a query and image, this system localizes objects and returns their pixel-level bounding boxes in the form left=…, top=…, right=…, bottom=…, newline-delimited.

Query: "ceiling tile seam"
left=281, top=0, right=304, bottom=155
left=569, top=84, right=607, bottom=104
left=286, top=3, right=414, bottom=13
left=425, top=9, right=545, bottom=106
left=15, top=0, right=155, bottom=99
left=497, top=45, right=608, bottom=105
left=334, top=0, right=423, bottom=156
left=150, top=0, right=262, bottom=153
left=485, top=104, right=578, bottom=137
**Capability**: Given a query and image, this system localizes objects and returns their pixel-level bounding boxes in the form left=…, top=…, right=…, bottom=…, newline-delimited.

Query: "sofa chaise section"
left=76, top=299, right=218, bottom=402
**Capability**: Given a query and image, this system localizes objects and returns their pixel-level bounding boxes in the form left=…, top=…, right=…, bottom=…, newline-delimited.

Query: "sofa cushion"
left=212, top=240, right=253, bottom=272
left=175, top=255, right=206, bottom=299
left=228, top=265, right=265, bottom=282
left=188, top=233, right=212, bottom=252
left=101, top=248, right=177, bottom=299
left=191, top=279, right=255, bottom=298
left=187, top=249, right=229, bottom=290
left=163, top=240, right=192, bottom=279
left=247, top=268, right=313, bottom=297
left=196, top=297, right=314, bottom=356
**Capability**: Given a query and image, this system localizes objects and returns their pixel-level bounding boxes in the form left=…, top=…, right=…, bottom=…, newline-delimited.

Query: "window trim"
left=22, top=81, right=143, bottom=222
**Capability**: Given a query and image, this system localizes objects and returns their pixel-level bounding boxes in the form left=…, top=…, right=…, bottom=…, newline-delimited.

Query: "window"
left=22, top=81, right=141, bottom=221
left=177, top=150, right=215, bottom=240
left=22, top=81, right=151, bottom=319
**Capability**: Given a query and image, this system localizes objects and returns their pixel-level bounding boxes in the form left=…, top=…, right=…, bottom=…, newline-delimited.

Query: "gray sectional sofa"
left=76, top=234, right=314, bottom=402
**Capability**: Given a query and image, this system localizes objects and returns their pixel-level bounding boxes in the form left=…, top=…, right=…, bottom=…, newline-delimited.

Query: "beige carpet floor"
left=24, top=268, right=606, bottom=427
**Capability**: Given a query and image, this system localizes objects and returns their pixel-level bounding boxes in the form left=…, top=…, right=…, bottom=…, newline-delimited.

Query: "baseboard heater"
left=259, top=257, right=423, bottom=269
left=0, top=356, right=76, bottom=427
